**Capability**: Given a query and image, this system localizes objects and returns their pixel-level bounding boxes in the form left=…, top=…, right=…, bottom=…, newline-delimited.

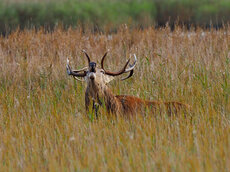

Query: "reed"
left=0, top=26, right=229, bottom=171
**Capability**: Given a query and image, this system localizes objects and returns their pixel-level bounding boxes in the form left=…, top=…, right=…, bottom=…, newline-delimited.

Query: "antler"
left=101, top=53, right=137, bottom=79
left=82, top=49, right=91, bottom=64
left=121, top=54, right=137, bottom=80
left=66, top=50, right=92, bottom=81
left=66, top=58, right=87, bottom=80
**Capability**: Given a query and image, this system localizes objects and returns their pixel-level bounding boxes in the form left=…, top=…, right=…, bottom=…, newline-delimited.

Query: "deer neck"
left=87, top=81, right=120, bottom=114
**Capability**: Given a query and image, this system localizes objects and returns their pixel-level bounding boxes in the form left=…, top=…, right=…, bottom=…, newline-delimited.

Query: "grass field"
left=0, top=26, right=230, bottom=171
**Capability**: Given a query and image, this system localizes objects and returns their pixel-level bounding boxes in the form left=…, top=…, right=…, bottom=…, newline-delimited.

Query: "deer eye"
left=100, top=70, right=105, bottom=74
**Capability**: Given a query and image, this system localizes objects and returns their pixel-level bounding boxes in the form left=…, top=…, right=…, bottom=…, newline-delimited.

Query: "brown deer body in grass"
left=66, top=51, right=190, bottom=117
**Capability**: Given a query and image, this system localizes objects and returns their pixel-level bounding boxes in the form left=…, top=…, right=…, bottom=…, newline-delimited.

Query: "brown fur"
left=85, top=79, right=190, bottom=117
left=116, top=95, right=190, bottom=116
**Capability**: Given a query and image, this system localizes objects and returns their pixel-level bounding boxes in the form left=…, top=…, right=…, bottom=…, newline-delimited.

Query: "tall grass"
left=0, top=26, right=229, bottom=171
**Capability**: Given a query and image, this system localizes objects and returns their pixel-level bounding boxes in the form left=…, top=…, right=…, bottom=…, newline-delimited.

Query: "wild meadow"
left=0, top=26, right=229, bottom=171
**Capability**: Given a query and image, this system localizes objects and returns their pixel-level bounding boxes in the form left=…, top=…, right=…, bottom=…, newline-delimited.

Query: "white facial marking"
left=89, top=72, right=96, bottom=80
left=85, top=68, right=114, bottom=85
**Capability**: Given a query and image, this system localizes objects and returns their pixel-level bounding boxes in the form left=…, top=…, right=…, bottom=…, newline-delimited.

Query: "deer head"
left=66, top=50, right=137, bottom=86
left=66, top=50, right=137, bottom=116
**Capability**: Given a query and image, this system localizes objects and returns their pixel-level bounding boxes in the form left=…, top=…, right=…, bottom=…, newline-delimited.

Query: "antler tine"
left=67, top=58, right=88, bottom=73
left=66, top=58, right=87, bottom=78
left=121, top=70, right=134, bottom=81
left=72, top=67, right=88, bottom=73
left=82, top=50, right=91, bottom=64
left=101, top=52, right=131, bottom=76
left=124, top=54, right=137, bottom=73
left=101, top=52, right=108, bottom=70
left=121, top=54, right=137, bottom=80
left=73, top=76, right=85, bottom=82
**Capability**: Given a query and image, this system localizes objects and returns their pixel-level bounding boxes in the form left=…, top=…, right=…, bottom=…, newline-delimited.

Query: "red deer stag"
left=66, top=51, right=190, bottom=117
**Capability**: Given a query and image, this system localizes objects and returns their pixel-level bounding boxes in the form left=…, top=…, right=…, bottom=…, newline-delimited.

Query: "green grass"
left=0, top=26, right=229, bottom=171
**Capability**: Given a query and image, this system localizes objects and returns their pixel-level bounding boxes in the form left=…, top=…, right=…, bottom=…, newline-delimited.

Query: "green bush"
left=0, top=0, right=230, bottom=34
left=0, top=0, right=156, bottom=33
left=195, top=1, right=230, bottom=26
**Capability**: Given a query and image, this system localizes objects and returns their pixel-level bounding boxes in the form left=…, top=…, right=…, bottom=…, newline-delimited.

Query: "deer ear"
left=104, top=75, right=114, bottom=84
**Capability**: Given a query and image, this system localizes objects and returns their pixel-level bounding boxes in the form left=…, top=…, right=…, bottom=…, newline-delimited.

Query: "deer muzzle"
left=89, top=72, right=96, bottom=80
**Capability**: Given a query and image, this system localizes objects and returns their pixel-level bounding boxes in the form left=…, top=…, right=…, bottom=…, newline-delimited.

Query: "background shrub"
left=0, top=0, right=230, bottom=34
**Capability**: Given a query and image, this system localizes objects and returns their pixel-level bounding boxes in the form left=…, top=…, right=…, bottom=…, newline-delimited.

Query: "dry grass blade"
left=0, top=26, right=229, bottom=171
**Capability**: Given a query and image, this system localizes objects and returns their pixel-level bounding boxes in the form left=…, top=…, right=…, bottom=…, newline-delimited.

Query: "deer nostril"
left=90, top=75, right=94, bottom=80
left=89, top=72, right=96, bottom=80
left=89, top=74, right=95, bottom=80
